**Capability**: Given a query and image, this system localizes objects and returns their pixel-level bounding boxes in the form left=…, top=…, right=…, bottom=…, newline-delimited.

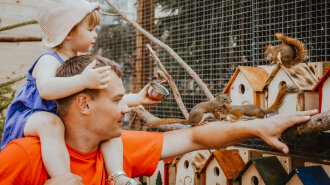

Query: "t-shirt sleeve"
left=0, top=141, right=31, bottom=184
left=121, top=130, right=163, bottom=177
left=0, top=138, right=47, bottom=185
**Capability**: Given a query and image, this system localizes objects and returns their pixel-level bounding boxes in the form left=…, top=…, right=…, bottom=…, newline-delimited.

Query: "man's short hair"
left=55, top=54, right=122, bottom=116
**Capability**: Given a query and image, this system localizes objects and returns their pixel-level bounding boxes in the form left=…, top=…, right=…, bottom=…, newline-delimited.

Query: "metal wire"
left=93, top=0, right=329, bottom=160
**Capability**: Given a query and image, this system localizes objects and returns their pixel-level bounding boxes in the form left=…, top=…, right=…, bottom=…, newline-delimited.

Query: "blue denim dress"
left=1, top=50, right=64, bottom=150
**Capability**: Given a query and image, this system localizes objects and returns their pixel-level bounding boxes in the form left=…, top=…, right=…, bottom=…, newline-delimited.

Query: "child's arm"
left=34, top=55, right=111, bottom=100
left=123, top=84, right=161, bottom=107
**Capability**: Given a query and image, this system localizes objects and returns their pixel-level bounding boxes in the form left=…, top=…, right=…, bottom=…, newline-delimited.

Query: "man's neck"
left=63, top=117, right=101, bottom=153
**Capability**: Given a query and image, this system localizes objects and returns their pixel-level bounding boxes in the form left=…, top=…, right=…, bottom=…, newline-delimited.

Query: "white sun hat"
left=37, top=0, right=100, bottom=48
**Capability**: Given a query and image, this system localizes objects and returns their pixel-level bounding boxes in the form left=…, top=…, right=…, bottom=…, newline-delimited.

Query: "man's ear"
left=75, top=94, right=90, bottom=114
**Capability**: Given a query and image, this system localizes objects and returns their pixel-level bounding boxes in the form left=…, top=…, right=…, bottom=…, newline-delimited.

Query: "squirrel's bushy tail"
left=275, top=33, right=307, bottom=64
left=264, top=84, right=298, bottom=113
left=148, top=118, right=187, bottom=128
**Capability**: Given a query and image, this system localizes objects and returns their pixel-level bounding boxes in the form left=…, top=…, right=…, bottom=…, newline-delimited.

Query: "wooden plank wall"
left=0, top=0, right=43, bottom=90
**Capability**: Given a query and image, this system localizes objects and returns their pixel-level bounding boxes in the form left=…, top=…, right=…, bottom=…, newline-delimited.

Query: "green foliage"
left=0, top=76, right=25, bottom=142
left=155, top=171, right=163, bottom=185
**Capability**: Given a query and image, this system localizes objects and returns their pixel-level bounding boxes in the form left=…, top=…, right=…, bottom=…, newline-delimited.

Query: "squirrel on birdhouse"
left=264, top=33, right=307, bottom=67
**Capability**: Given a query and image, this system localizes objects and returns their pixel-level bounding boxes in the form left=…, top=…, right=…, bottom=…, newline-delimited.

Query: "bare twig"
left=283, top=110, right=330, bottom=136
left=146, top=44, right=189, bottom=118
left=0, top=20, right=38, bottom=32
left=0, top=36, right=41, bottom=42
left=104, top=0, right=213, bottom=100
left=99, top=11, right=119, bottom=16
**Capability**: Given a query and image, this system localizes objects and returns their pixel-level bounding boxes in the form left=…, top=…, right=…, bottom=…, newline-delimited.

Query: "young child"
left=1, top=0, right=158, bottom=184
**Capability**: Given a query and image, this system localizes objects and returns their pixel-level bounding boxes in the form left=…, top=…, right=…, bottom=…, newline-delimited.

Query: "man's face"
left=89, top=72, right=129, bottom=139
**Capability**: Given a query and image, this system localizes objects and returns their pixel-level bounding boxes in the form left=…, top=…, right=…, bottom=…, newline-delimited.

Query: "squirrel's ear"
left=265, top=45, right=270, bottom=49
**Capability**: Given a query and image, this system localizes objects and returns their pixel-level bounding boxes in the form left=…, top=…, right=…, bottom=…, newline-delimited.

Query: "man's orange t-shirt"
left=0, top=130, right=163, bottom=185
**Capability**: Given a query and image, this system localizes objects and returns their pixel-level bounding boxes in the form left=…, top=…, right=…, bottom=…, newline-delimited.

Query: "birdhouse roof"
left=233, top=156, right=288, bottom=185
left=265, top=63, right=318, bottom=90
left=313, top=67, right=330, bottom=91
left=223, top=66, right=270, bottom=93
left=284, top=166, right=330, bottom=185
left=200, top=150, right=245, bottom=179
left=173, top=150, right=211, bottom=172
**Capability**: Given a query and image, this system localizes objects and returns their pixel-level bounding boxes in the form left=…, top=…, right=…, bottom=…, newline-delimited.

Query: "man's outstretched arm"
left=160, top=109, right=318, bottom=159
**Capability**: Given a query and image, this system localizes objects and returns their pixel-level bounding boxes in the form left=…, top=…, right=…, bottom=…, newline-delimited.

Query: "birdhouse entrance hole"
left=213, top=167, right=220, bottom=176
left=279, top=81, right=286, bottom=89
left=239, top=84, right=245, bottom=94
left=251, top=176, right=259, bottom=185
left=184, top=160, right=189, bottom=169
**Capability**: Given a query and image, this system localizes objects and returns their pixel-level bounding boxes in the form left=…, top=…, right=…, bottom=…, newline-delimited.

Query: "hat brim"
left=42, top=2, right=100, bottom=48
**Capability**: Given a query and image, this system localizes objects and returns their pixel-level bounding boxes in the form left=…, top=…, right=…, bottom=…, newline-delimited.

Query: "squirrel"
left=148, top=93, right=229, bottom=128
left=218, top=83, right=296, bottom=122
left=264, top=33, right=307, bottom=67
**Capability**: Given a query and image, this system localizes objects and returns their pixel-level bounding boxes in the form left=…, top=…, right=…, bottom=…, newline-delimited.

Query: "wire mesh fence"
left=93, top=0, right=329, bottom=160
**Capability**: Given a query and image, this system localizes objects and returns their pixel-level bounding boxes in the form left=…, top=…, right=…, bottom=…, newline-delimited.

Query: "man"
left=0, top=55, right=316, bottom=184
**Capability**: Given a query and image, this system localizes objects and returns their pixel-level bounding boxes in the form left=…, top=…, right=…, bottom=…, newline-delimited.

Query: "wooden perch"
left=283, top=110, right=330, bottom=137
left=104, top=0, right=213, bottom=100
left=0, top=20, right=38, bottom=32
left=146, top=44, right=189, bottom=119
left=0, top=36, right=41, bottom=42
left=131, top=106, right=190, bottom=131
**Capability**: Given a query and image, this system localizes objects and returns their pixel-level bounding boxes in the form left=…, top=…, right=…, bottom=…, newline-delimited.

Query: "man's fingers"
left=268, top=137, right=289, bottom=154
left=293, top=109, right=318, bottom=116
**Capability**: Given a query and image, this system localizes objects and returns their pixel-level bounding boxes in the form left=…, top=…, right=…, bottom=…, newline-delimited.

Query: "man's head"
left=56, top=55, right=128, bottom=139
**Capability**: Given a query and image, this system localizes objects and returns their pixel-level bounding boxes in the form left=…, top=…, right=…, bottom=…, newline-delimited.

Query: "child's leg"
left=24, top=111, right=70, bottom=177
left=101, top=137, right=136, bottom=185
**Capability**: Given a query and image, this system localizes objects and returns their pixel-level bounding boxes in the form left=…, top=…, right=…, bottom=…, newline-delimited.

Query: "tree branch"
left=0, top=20, right=38, bottom=32
left=131, top=106, right=190, bottom=131
left=146, top=44, right=189, bottom=119
left=103, top=0, right=213, bottom=100
left=0, top=36, right=41, bottom=42
left=283, top=110, right=330, bottom=136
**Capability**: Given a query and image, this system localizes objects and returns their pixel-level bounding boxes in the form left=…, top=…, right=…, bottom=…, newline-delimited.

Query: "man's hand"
left=255, top=109, right=318, bottom=154
left=80, top=60, right=112, bottom=89
left=44, top=173, right=83, bottom=185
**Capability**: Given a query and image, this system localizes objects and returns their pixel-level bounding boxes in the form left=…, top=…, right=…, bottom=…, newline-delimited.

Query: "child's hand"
left=137, top=84, right=161, bottom=105
left=80, top=60, right=111, bottom=89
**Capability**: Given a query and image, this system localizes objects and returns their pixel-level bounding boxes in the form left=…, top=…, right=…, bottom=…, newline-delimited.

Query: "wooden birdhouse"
left=146, top=157, right=176, bottom=185
left=173, top=150, right=211, bottom=185
left=226, top=146, right=253, bottom=163
left=223, top=66, right=273, bottom=109
left=163, top=157, right=176, bottom=185
left=264, top=63, right=319, bottom=113
left=312, top=67, right=330, bottom=113
left=146, top=160, right=164, bottom=185
left=200, top=150, right=245, bottom=185
left=284, top=166, right=330, bottom=185
left=233, top=156, right=288, bottom=185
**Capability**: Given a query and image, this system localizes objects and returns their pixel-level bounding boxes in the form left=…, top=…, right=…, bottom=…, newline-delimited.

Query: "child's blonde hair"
left=55, top=9, right=100, bottom=50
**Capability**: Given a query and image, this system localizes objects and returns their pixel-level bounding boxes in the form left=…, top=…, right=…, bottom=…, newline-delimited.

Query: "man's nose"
left=121, top=103, right=130, bottom=113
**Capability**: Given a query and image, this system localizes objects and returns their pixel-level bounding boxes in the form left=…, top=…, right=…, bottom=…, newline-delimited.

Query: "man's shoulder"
left=2, top=137, right=41, bottom=156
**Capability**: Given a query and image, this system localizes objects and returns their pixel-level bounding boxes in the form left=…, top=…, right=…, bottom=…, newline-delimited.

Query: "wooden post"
left=134, top=0, right=156, bottom=129
left=135, top=0, right=155, bottom=92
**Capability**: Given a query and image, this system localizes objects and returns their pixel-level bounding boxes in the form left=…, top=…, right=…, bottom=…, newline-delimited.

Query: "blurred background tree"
left=0, top=76, right=25, bottom=143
